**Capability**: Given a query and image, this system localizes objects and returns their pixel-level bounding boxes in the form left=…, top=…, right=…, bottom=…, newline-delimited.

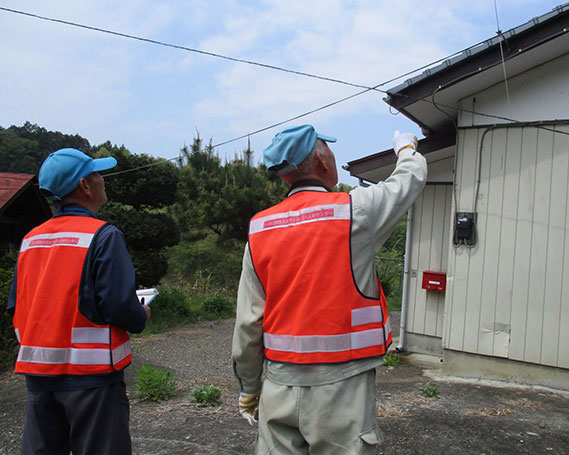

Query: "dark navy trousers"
left=22, top=381, right=131, bottom=455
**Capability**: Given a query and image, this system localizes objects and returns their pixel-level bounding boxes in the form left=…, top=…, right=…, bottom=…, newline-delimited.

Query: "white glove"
left=392, top=130, right=418, bottom=155
left=238, top=392, right=260, bottom=425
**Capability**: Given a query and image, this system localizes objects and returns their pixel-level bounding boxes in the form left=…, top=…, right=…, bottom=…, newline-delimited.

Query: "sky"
left=0, top=0, right=565, bottom=185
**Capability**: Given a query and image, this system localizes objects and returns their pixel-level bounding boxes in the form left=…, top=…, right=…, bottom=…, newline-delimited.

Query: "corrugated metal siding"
left=445, top=124, right=569, bottom=368
left=407, top=184, right=452, bottom=338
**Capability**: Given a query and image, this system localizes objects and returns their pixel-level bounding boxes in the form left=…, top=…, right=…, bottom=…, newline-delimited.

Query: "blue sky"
left=0, top=1, right=565, bottom=184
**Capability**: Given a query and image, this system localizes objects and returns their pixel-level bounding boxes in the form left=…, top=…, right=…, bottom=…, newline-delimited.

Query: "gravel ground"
left=1, top=313, right=569, bottom=454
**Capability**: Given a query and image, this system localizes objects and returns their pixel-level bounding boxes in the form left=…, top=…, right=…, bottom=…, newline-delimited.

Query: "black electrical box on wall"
left=454, top=212, right=477, bottom=246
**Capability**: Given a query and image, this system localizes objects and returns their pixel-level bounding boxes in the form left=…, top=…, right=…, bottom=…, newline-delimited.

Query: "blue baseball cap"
left=39, top=148, right=117, bottom=200
left=263, top=125, right=336, bottom=175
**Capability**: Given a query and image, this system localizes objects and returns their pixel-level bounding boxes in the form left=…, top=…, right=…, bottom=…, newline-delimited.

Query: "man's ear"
left=314, top=150, right=329, bottom=173
left=78, top=177, right=90, bottom=195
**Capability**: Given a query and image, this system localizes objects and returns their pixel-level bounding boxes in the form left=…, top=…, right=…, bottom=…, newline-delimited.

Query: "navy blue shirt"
left=7, top=205, right=147, bottom=391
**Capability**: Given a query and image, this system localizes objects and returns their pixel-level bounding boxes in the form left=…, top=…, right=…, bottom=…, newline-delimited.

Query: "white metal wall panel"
left=445, top=131, right=479, bottom=352
left=407, top=184, right=452, bottom=339
left=525, top=128, right=552, bottom=365
left=477, top=127, right=507, bottom=357
left=508, top=128, right=537, bottom=362
left=458, top=53, right=569, bottom=126
left=492, top=129, right=522, bottom=358
left=547, top=128, right=569, bottom=368
left=561, top=151, right=569, bottom=367
left=446, top=124, right=569, bottom=369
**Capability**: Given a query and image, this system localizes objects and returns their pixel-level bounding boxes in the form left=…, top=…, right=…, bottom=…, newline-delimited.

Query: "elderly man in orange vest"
left=232, top=125, right=427, bottom=454
left=8, top=148, right=150, bottom=454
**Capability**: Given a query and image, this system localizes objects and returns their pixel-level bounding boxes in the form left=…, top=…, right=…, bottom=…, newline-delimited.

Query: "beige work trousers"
left=256, top=369, right=383, bottom=455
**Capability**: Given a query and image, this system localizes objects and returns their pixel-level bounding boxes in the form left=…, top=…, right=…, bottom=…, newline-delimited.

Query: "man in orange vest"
left=232, top=125, right=427, bottom=454
left=7, top=148, right=150, bottom=455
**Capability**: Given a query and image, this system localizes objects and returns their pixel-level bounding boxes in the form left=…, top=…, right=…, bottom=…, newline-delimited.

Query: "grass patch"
left=189, top=384, right=222, bottom=406
left=420, top=382, right=440, bottom=398
left=383, top=354, right=401, bottom=367
left=135, top=365, right=177, bottom=402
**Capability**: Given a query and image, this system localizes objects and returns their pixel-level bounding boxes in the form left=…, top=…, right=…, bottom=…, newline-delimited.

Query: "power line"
left=493, top=0, right=511, bottom=104
left=1, top=5, right=537, bottom=124
left=105, top=86, right=377, bottom=177
left=0, top=6, right=377, bottom=92
left=0, top=6, right=476, bottom=96
left=3, top=5, right=568, bottom=179
left=3, top=4, right=566, bottom=124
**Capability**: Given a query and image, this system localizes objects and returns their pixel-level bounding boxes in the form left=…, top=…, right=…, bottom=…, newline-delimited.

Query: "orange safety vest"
left=249, top=190, right=392, bottom=364
left=13, top=216, right=132, bottom=375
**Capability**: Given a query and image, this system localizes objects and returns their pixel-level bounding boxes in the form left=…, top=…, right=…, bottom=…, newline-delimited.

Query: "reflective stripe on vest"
left=264, top=318, right=391, bottom=353
left=72, top=327, right=110, bottom=344
left=352, top=306, right=383, bottom=327
left=249, top=203, right=351, bottom=235
left=20, top=232, right=96, bottom=252
left=16, top=341, right=131, bottom=367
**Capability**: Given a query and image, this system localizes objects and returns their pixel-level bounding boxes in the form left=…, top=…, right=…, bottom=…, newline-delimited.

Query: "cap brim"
left=316, top=133, right=337, bottom=143
left=91, top=157, right=117, bottom=173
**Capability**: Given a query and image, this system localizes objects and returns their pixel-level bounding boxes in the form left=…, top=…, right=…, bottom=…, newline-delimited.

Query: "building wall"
left=401, top=53, right=569, bottom=374
left=404, top=182, right=453, bottom=354
left=458, top=52, right=569, bottom=126
left=444, top=54, right=569, bottom=370
left=444, top=123, right=569, bottom=369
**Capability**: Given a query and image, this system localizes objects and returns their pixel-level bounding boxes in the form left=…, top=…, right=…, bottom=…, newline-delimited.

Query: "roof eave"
left=384, top=3, right=569, bottom=127
left=345, top=131, right=456, bottom=178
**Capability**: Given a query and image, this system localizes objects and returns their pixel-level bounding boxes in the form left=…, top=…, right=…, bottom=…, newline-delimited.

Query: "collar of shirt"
left=287, top=179, right=332, bottom=197
left=55, top=205, right=97, bottom=218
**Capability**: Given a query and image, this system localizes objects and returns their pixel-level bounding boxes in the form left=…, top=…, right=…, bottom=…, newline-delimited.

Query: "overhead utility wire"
left=4, top=5, right=567, bottom=124
left=4, top=6, right=568, bottom=178
left=105, top=85, right=379, bottom=177
left=105, top=84, right=569, bottom=178
left=1, top=5, right=489, bottom=96
left=493, top=0, right=511, bottom=104
left=106, top=60, right=469, bottom=177
left=0, top=6, right=376, bottom=92
left=1, top=5, right=543, bottom=117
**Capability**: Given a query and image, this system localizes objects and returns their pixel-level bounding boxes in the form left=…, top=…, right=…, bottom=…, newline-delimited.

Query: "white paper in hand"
left=136, top=288, right=159, bottom=306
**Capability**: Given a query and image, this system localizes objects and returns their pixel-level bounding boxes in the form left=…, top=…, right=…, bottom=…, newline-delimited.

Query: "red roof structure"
left=0, top=173, right=52, bottom=248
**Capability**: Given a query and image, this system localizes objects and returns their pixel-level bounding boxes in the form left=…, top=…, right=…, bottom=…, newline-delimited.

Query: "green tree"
left=0, top=122, right=91, bottom=173
left=0, top=129, right=40, bottom=173
left=168, top=136, right=287, bottom=296
left=10, top=122, right=90, bottom=155
left=1, top=122, right=181, bottom=287
left=94, top=145, right=181, bottom=287
left=95, top=143, right=179, bottom=209
left=98, top=202, right=179, bottom=287
left=173, top=135, right=288, bottom=242
left=375, top=217, right=407, bottom=310
left=333, top=182, right=354, bottom=193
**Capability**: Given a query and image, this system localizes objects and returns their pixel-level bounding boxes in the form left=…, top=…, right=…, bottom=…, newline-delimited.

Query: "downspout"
left=396, top=205, right=413, bottom=352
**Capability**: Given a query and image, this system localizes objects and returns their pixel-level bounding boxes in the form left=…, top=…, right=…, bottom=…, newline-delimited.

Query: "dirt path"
left=1, top=317, right=569, bottom=454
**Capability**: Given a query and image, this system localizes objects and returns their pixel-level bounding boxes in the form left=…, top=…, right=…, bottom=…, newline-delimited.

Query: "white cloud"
left=0, top=0, right=563, bottom=182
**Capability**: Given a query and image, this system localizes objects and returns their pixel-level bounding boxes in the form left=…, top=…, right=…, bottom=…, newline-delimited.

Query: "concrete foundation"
left=403, top=332, right=443, bottom=356
left=443, top=349, right=569, bottom=391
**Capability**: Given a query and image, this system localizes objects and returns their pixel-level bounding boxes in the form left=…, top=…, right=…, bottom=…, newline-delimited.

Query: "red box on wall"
left=422, top=271, right=447, bottom=292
